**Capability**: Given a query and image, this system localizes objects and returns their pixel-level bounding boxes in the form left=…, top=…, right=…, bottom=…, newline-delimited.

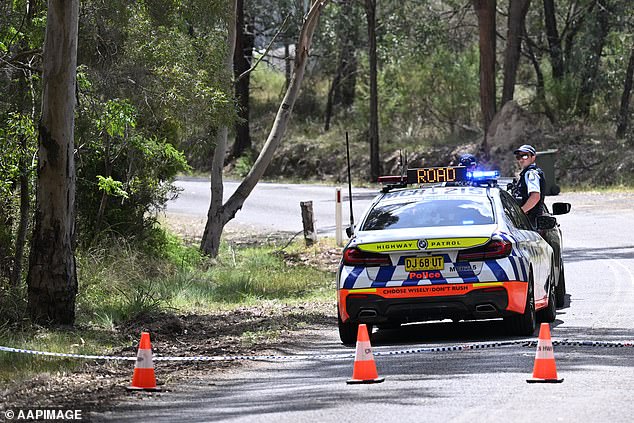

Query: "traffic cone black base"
left=526, top=323, right=563, bottom=384
left=526, top=378, right=564, bottom=384
left=347, top=377, right=385, bottom=385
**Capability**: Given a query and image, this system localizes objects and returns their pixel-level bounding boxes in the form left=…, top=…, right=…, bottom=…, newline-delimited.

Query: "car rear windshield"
left=361, top=198, right=495, bottom=231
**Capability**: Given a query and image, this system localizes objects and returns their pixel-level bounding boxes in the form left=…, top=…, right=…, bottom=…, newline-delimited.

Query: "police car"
left=337, top=166, right=570, bottom=344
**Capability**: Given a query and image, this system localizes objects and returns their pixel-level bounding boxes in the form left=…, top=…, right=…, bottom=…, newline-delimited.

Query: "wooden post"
left=300, top=201, right=317, bottom=246
left=335, top=187, right=343, bottom=246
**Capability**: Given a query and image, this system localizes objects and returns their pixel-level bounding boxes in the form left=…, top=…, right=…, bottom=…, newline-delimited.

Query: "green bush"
left=75, top=98, right=191, bottom=243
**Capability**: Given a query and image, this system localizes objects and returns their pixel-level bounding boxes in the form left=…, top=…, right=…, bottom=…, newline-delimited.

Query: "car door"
left=499, top=191, right=552, bottom=302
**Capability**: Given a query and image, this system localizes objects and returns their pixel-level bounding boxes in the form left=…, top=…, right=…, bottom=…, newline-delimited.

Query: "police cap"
left=513, top=144, right=536, bottom=156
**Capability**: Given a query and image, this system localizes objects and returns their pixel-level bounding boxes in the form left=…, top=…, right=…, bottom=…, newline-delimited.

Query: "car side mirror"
left=552, top=202, right=571, bottom=215
left=345, top=226, right=354, bottom=238
left=537, top=215, right=557, bottom=230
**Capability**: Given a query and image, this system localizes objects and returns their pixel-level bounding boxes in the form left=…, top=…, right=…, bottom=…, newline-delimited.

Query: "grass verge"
left=0, top=228, right=336, bottom=388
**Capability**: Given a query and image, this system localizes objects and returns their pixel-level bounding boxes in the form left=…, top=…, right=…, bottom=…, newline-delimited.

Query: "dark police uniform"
left=517, top=163, right=546, bottom=227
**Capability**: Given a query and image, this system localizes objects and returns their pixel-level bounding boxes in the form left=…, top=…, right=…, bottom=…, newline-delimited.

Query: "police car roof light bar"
left=345, top=132, right=355, bottom=234
left=467, top=170, right=500, bottom=180
left=377, top=175, right=406, bottom=183
left=467, top=170, right=500, bottom=187
left=377, top=166, right=501, bottom=192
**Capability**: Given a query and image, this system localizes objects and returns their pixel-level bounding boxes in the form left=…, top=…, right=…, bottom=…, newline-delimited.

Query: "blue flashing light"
left=467, top=170, right=499, bottom=180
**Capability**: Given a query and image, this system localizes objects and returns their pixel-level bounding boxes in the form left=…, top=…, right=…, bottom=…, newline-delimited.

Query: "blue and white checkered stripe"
left=497, top=231, right=528, bottom=281
left=340, top=259, right=522, bottom=290
left=339, top=230, right=534, bottom=289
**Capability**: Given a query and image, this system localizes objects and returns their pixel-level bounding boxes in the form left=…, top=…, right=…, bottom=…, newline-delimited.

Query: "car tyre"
left=555, top=262, right=566, bottom=308
left=538, top=264, right=557, bottom=323
left=505, top=275, right=537, bottom=336
left=338, top=307, right=372, bottom=345
left=338, top=318, right=357, bottom=346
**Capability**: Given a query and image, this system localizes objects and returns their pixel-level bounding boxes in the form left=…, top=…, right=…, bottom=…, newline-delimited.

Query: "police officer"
left=444, top=153, right=478, bottom=187
left=513, top=144, right=546, bottom=226
left=459, top=153, right=477, bottom=172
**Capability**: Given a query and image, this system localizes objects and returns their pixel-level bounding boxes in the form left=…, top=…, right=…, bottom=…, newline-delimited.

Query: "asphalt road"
left=96, top=183, right=634, bottom=422
left=164, top=177, right=378, bottom=237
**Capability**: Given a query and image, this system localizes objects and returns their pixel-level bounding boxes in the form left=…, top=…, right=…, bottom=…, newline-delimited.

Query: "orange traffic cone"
left=127, top=332, right=161, bottom=391
left=347, top=324, right=385, bottom=384
left=527, top=323, right=563, bottom=383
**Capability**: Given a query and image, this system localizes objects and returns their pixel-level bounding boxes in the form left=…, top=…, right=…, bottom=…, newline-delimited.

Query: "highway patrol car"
left=337, top=166, right=570, bottom=344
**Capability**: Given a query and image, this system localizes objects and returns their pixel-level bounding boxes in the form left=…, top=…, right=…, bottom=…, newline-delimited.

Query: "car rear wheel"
left=338, top=307, right=372, bottom=346
left=555, top=262, right=566, bottom=308
left=538, top=265, right=557, bottom=323
left=338, top=319, right=357, bottom=346
left=504, top=276, right=537, bottom=336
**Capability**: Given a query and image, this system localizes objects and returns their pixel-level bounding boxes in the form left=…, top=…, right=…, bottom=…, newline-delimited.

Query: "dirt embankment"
left=255, top=102, right=634, bottom=187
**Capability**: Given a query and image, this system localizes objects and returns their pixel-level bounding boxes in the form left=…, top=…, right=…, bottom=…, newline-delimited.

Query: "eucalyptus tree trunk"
left=0, top=208, right=12, bottom=280
left=230, top=0, right=254, bottom=160
left=501, top=0, right=530, bottom=107
left=473, top=0, right=496, bottom=139
left=543, top=0, right=564, bottom=80
left=365, top=0, right=380, bottom=182
left=27, top=0, right=79, bottom=325
left=201, top=0, right=331, bottom=257
left=11, top=130, right=30, bottom=288
left=325, top=0, right=358, bottom=131
left=10, top=59, right=37, bottom=288
left=201, top=0, right=238, bottom=257
left=522, top=24, right=555, bottom=124
left=563, top=2, right=595, bottom=77
left=284, top=41, right=292, bottom=90
left=616, top=47, right=634, bottom=139
left=576, top=3, right=610, bottom=117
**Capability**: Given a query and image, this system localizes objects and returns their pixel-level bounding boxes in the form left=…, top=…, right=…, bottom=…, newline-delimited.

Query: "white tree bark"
left=201, top=0, right=331, bottom=257
left=27, top=0, right=79, bottom=325
left=201, top=0, right=238, bottom=256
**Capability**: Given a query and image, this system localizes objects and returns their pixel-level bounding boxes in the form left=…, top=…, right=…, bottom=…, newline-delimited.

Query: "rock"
left=486, top=101, right=547, bottom=176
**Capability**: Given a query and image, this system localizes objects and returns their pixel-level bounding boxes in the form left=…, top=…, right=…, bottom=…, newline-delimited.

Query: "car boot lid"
left=351, top=225, right=497, bottom=253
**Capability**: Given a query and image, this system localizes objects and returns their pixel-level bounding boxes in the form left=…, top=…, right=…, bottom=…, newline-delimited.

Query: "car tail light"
left=456, top=240, right=512, bottom=261
left=347, top=294, right=370, bottom=299
left=343, top=248, right=391, bottom=266
left=480, top=287, right=505, bottom=293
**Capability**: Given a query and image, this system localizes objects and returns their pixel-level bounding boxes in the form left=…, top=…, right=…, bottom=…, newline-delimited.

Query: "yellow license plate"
left=404, top=256, right=444, bottom=271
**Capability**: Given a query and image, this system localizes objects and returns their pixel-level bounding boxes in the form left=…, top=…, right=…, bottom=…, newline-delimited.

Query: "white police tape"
left=528, top=339, right=634, bottom=348
left=0, top=345, right=137, bottom=361
left=1, top=338, right=633, bottom=362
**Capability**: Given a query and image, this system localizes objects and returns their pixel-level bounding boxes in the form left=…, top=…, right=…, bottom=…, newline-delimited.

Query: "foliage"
left=71, top=1, right=237, bottom=242
left=0, top=113, right=36, bottom=200
left=234, top=154, right=254, bottom=178
left=0, top=0, right=44, bottom=280
left=208, top=244, right=329, bottom=303
left=74, top=228, right=331, bottom=323
left=96, top=176, right=130, bottom=200
left=0, top=112, right=37, bottom=279
left=374, top=46, right=480, bottom=140
left=1, top=1, right=228, bottom=285
left=74, top=91, right=191, bottom=240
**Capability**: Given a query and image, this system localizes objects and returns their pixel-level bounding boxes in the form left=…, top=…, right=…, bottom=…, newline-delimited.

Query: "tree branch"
left=235, top=13, right=291, bottom=83
left=222, top=0, right=331, bottom=220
